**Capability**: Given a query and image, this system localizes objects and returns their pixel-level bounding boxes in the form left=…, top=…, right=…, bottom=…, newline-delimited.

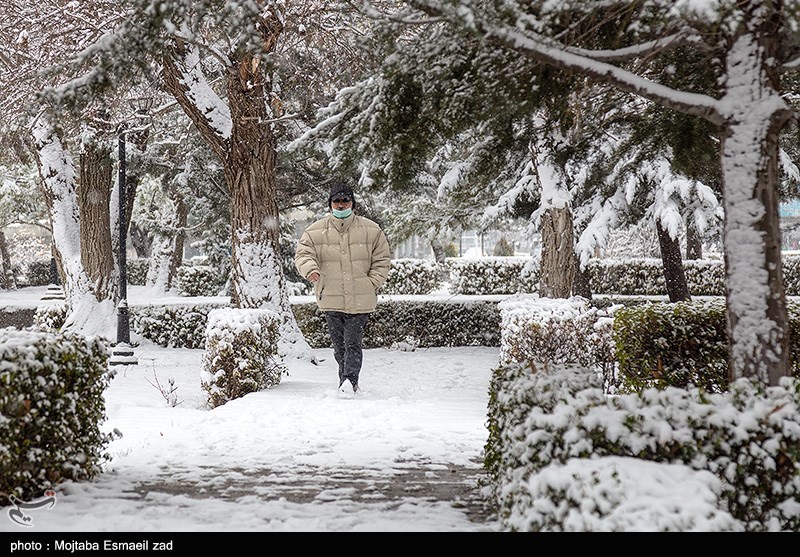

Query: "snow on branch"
left=407, top=0, right=725, bottom=127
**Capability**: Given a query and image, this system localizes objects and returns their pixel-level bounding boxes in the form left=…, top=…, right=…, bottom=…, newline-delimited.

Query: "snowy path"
left=2, top=344, right=501, bottom=532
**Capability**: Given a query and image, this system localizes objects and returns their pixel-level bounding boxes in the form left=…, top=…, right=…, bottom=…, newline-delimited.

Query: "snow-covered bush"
left=510, top=456, right=741, bottom=532
left=485, top=363, right=800, bottom=531
left=0, top=328, right=112, bottom=500
left=293, top=299, right=501, bottom=348
left=126, top=258, right=149, bottom=286
left=200, top=308, right=286, bottom=408
left=33, top=303, right=67, bottom=332
left=613, top=299, right=728, bottom=392
left=446, top=257, right=538, bottom=295
left=21, top=259, right=51, bottom=287
left=784, top=254, right=800, bottom=295
left=131, top=303, right=228, bottom=348
left=381, top=258, right=441, bottom=295
left=498, top=295, right=618, bottom=389
left=613, top=299, right=800, bottom=393
left=587, top=258, right=727, bottom=296
left=177, top=264, right=226, bottom=297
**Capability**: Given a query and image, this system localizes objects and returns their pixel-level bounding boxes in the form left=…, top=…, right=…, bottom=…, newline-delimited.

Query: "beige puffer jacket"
left=294, top=214, right=391, bottom=314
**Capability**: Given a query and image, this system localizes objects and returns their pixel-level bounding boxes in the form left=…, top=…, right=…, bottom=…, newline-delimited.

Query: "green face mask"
left=332, top=208, right=353, bottom=219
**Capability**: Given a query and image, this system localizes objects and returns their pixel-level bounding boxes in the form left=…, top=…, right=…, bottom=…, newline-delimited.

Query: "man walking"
left=295, top=181, right=391, bottom=394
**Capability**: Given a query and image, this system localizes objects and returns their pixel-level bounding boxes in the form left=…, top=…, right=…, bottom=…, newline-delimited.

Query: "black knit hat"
left=328, top=181, right=356, bottom=209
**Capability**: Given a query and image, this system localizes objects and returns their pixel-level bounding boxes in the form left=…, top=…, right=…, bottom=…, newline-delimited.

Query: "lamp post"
left=109, top=97, right=152, bottom=366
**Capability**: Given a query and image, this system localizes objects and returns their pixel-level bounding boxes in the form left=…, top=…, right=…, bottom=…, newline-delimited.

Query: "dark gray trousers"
left=324, top=311, right=370, bottom=386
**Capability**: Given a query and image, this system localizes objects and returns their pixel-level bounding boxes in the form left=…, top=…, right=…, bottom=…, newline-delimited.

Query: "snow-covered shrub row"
left=177, top=264, right=227, bottom=297
left=130, top=303, right=229, bottom=348
left=614, top=299, right=728, bottom=392
left=613, top=299, right=800, bottom=393
left=200, top=308, right=286, bottom=408
left=498, top=295, right=618, bottom=389
left=0, top=328, right=112, bottom=500
left=126, top=258, right=149, bottom=286
left=33, top=303, right=67, bottom=332
left=381, top=258, right=441, bottom=295
left=293, top=299, right=501, bottom=348
left=485, top=363, right=800, bottom=531
left=446, top=256, right=538, bottom=295
left=515, top=456, right=741, bottom=532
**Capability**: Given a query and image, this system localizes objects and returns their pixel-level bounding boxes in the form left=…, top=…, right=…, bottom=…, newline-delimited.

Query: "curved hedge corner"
left=0, top=328, right=111, bottom=500
left=200, top=308, right=286, bottom=408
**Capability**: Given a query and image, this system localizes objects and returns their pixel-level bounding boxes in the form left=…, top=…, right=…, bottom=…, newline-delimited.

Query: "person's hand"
left=308, top=272, right=320, bottom=282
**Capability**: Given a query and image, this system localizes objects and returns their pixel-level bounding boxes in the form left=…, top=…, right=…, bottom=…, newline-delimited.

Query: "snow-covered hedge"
left=613, top=299, right=800, bottom=393
left=126, top=258, right=149, bottom=286
left=485, top=363, right=800, bottom=531
left=131, top=303, right=228, bottom=348
left=381, top=258, right=441, bottom=295
left=445, top=256, right=800, bottom=296
left=0, top=328, right=112, bottom=500
left=293, top=299, right=501, bottom=348
left=515, top=456, right=740, bottom=531
left=498, top=295, right=618, bottom=389
left=446, top=257, right=538, bottom=295
left=200, top=308, right=286, bottom=408
left=33, top=303, right=68, bottom=332
left=177, top=264, right=226, bottom=297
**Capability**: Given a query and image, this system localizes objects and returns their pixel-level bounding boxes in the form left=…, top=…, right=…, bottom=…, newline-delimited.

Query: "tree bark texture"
left=539, top=206, right=576, bottom=298
left=572, top=253, right=592, bottom=299
left=0, top=229, right=16, bottom=289
left=78, top=142, right=115, bottom=302
left=685, top=221, right=703, bottom=260
left=656, top=220, right=691, bottom=302
left=160, top=10, right=309, bottom=356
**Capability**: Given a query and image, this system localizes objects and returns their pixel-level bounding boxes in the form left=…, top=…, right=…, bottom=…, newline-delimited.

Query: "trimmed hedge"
left=485, top=363, right=800, bottom=531
left=0, top=328, right=112, bottom=500
left=293, top=299, right=501, bottom=349
left=200, top=308, right=285, bottom=408
left=130, top=303, right=229, bottom=349
left=381, top=258, right=441, bottom=295
left=447, top=257, right=538, bottom=295
left=613, top=299, right=800, bottom=393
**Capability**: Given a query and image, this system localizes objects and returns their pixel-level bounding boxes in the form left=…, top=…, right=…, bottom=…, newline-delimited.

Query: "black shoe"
left=351, top=381, right=359, bottom=394
left=338, top=377, right=346, bottom=389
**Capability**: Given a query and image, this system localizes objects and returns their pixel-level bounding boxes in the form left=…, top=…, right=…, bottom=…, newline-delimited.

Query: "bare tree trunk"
left=539, top=206, right=575, bottom=298
left=656, top=220, right=691, bottom=302
left=0, top=229, right=16, bottom=289
left=572, top=253, right=592, bottom=299
left=685, top=220, right=703, bottom=260
left=78, top=142, right=115, bottom=302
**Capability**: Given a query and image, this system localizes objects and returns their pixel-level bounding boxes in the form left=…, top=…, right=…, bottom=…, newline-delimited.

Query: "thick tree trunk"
left=685, top=221, right=702, bottom=260
left=161, top=10, right=311, bottom=359
left=720, top=26, right=791, bottom=386
left=32, top=117, right=114, bottom=338
left=656, top=220, right=691, bottom=302
left=79, top=142, right=115, bottom=302
left=0, top=229, right=16, bottom=289
left=539, top=206, right=575, bottom=298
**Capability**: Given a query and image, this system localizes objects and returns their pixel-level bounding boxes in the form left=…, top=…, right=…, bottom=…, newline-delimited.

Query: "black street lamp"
left=109, top=97, right=153, bottom=366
